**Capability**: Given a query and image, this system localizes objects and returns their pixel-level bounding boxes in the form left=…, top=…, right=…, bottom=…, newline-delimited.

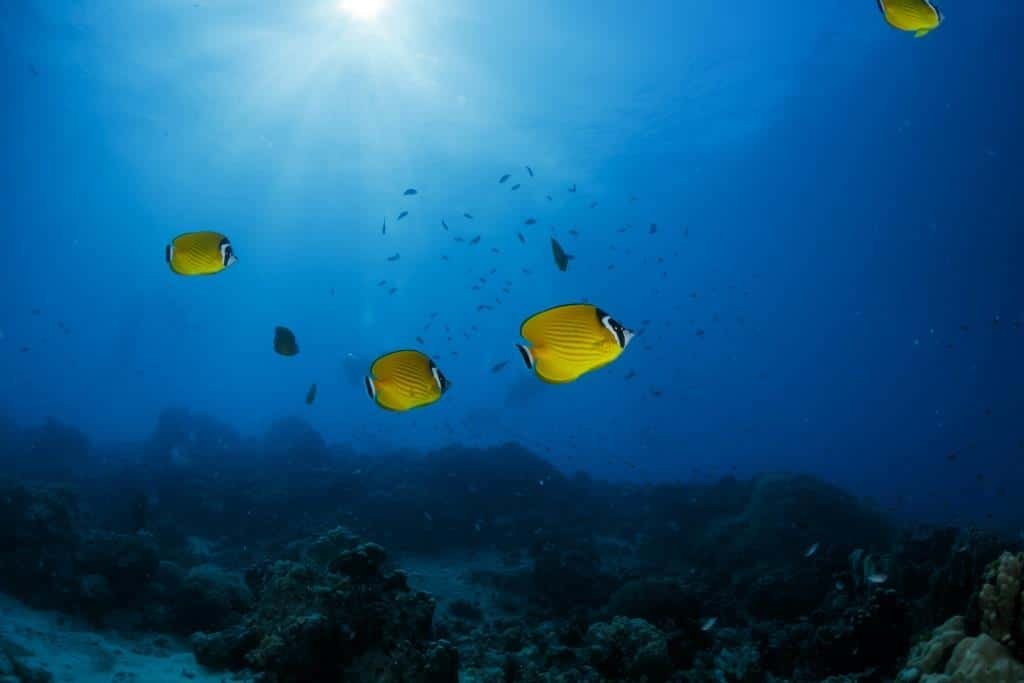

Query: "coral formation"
left=585, top=617, right=672, bottom=682
left=191, top=527, right=456, bottom=682
left=2, top=413, right=1024, bottom=682
left=977, top=552, right=1023, bottom=658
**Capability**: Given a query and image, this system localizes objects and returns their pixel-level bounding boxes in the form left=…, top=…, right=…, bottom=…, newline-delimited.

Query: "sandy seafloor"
left=0, top=592, right=250, bottom=683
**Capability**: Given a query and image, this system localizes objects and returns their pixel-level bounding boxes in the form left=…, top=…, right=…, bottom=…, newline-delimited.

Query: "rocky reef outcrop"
left=898, top=552, right=1024, bottom=682
left=191, top=527, right=458, bottom=682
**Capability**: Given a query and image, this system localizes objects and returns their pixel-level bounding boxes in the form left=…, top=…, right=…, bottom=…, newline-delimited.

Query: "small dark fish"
left=19, top=346, right=30, bottom=353
left=397, top=211, right=409, bottom=221
left=649, top=223, right=657, bottom=234
left=476, top=304, right=494, bottom=312
left=526, top=166, right=534, bottom=177
left=545, top=195, right=552, bottom=201
left=517, top=232, right=526, bottom=244
left=441, top=220, right=449, bottom=231
left=568, top=184, right=576, bottom=193
left=524, top=218, right=536, bottom=225
left=624, top=370, right=637, bottom=381
left=441, top=255, right=449, bottom=261
left=273, top=326, right=299, bottom=356
left=696, top=329, right=705, bottom=337
left=551, top=238, right=573, bottom=272
left=491, top=361, right=508, bottom=373
left=388, top=287, right=397, bottom=295
left=403, top=188, right=418, bottom=196
left=491, top=248, right=500, bottom=254
left=454, top=236, right=465, bottom=242
left=511, top=184, right=520, bottom=191
left=382, top=220, right=386, bottom=235
left=387, top=253, right=400, bottom=262
left=568, top=229, right=579, bottom=237
left=305, top=384, right=317, bottom=405
left=589, top=201, right=597, bottom=208
left=29, top=65, right=39, bottom=77
left=629, top=195, right=638, bottom=202
left=651, top=388, right=663, bottom=398
left=469, top=235, right=481, bottom=245
left=416, top=336, right=425, bottom=344
left=499, top=174, right=510, bottom=184
left=464, top=213, right=474, bottom=219
left=377, top=279, right=387, bottom=286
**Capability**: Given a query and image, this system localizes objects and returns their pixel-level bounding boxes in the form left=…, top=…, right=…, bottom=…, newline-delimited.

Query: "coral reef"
left=897, top=551, right=1024, bottom=683
left=191, top=527, right=456, bottom=682
left=585, top=617, right=672, bottom=681
left=2, top=413, right=1024, bottom=682
left=931, top=634, right=1024, bottom=682
left=899, top=616, right=966, bottom=680
left=977, top=552, right=1023, bottom=658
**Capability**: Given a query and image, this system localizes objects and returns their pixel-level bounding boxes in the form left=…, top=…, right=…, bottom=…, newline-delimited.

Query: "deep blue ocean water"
left=2, top=2, right=1022, bottom=528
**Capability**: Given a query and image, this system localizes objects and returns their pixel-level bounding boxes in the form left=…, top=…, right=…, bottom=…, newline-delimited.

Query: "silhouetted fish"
left=499, top=174, right=510, bottom=184
left=511, top=184, right=520, bottom=191
left=524, top=218, right=536, bottom=225
left=305, top=384, right=317, bottom=405
left=398, top=211, right=409, bottom=220
left=568, top=184, right=576, bottom=193
left=274, top=327, right=299, bottom=356
left=387, top=253, right=400, bottom=262
left=464, top=213, right=474, bottom=219
left=551, top=238, right=573, bottom=272
left=517, top=232, right=526, bottom=244
left=404, top=188, right=418, bottom=196
left=589, top=201, right=597, bottom=208
left=491, top=361, right=508, bottom=373
left=526, top=166, right=534, bottom=177
left=649, top=223, right=657, bottom=234
left=441, top=220, right=449, bottom=231
left=469, top=235, right=481, bottom=245
left=382, top=219, right=386, bottom=235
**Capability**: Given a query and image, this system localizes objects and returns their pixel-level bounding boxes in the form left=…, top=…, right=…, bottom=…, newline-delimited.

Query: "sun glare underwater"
left=1, top=1, right=1023, bottom=681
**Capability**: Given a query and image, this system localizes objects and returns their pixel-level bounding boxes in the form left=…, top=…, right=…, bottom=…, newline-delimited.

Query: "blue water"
left=2, top=2, right=1022, bottom=527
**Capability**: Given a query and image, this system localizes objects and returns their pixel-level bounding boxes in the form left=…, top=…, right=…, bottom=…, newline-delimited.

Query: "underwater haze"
left=4, top=0, right=1023, bottom=523
left=2, top=3, right=1024, bottom=680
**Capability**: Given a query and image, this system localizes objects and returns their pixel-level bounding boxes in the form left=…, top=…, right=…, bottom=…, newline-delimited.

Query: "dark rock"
left=586, top=616, right=672, bottom=682
left=0, top=483, right=79, bottom=609
left=447, top=599, right=483, bottom=622
left=76, top=531, right=159, bottom=604
left=191, top=527, right=454, bottom=682
left=605, top=577, right=701, bottom=629
left=174, top=564, right=252, bottom=634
